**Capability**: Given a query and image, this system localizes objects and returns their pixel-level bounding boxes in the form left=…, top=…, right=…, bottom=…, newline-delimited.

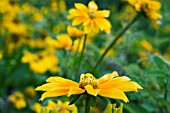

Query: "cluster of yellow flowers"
left=21, top=49, right=59, bottom=74
left=32, top=100, right=77, bottom=113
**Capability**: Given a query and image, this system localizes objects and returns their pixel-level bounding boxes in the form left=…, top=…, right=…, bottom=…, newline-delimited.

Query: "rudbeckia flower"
left=128, top=0, right=162, bottom=21
left=35, top=71, right=142, bottom=102
left=67, top=26, right=84, bottom=38
left=8, top=92, right=26, bottom=109
left=67, top=1, right=111, bottom=34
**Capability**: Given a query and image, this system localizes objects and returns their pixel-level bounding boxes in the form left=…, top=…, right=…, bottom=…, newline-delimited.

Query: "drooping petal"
left=39, top=89, right=68, bottom=101
left=84, top=85, right=99, bottom=96
left=67, top=87, right=85, bottom=97
left=98, top=88, right=129, bottom=103
left=113, top=81, right=141, bottom=92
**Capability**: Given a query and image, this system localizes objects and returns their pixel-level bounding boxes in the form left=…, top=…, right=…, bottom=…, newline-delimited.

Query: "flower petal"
left=96, top=10, right=110, bottom=17
left=84, top=85, right=99, bottom=96
left=67, top=87, right=85, bottom=97
left=98, top=88, right=129, bottom=102
left=39, top=89, right=68, bottom=101
left=98, top=71, right=119, bottom=84
left=75, top=3, right=88, bottom=11
left=88, top=1, right=98, bottom=11
left=46, top=77, right=79, bottom=86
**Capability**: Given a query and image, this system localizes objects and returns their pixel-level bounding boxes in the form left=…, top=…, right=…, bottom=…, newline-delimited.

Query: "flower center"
left=88, top=10, right=96, bottom=18
left=79, top=73, right=99, bottom=89
left=141, top=2, right=150, bottom=13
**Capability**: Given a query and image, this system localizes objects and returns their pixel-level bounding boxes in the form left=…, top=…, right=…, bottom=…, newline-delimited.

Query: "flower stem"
left=91, top=13, right=141, bottom=73
left=85, top=97, right=90, bottom=113
left=75, top=34, right=87, bottom=81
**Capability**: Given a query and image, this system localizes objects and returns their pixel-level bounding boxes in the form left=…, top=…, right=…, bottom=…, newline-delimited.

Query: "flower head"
left=67, top=1, right=111, bottom=34
left=55, top=34, right=73, bottom=50
left=8, top=91, right=26, bottom=109
left=35, top=71, right=142, bottom=103
left=128, top=0, right=162, bottom=21
left=67, top=26, right=84, bottom=38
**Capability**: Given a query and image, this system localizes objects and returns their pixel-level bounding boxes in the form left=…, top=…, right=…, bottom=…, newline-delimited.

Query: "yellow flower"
left=67, top=26, right=84, bottom=38
left=32, top=13, right=43, bottom=22
left=141, top=39, right=153, bottom=52
left=104, top=103, right=123, bottom=113
left=46, top=100, right=77, bottom=113
left=8, top=91, right=26, bottom=109
left=24, top=86, right=36, bottom=99
left=67, top=1, right=111, bottom=34
left=32, top=103, right=42, bottom=113
left=55, top=34, right=73, bottom=50
left=36, top=71, right=142, bottom=102
left=21, top=49, right=59, bottom=74
left=128, top=0, right=162, bottom=21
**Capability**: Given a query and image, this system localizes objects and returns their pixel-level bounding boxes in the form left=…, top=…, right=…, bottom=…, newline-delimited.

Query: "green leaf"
left=89, top=95, right=97, bottom=107
left=124, top=103, right=149, bottom=113
left=69, top=94, right=81, bottom=105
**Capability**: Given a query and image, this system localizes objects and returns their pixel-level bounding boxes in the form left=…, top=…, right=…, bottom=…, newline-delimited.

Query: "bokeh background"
left=0, top=0, right=170, bottom=113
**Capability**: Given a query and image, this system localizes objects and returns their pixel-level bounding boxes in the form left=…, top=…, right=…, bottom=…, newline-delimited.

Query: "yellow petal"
left=67, top=87, right=85, bottom=97
left=128, top=0, right=137, bottom=6
left=84, top=85, right=99, bottom=96
left=98, top=88, right=129, bottom=103
left=35, top=83, right=70, bottom=91
left=98, top=71, right=119, bottom=84
left=150, top=1, right=161, bottom=11
left=72, top=17, right=85, bottom=26
left=96, top=10, right=110, bottom=17
left=75, top=3, right=88, bottom=11
left=114, top=81, right=140, bottom=92
left=99, top=76, right=131, bottom=89
left=88, top=1, right=98, bottom=11
left=132, top=82, right=143, bottom=89
left=46, top=77, right=79, bottom=86
left=40, top=89, right=68, bottom=101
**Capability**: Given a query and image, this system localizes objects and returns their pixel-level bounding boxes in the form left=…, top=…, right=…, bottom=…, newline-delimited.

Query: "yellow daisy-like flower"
left=67, top=1, right=111, bottom=34
left=35, top=71, right=142, bottom=103
left=55, top=34, right=73, bottom=50
left=8, top=91, right=26, bottom=110
left=67, top=26, right=84, bottom=38
left=128, top=0, right=162, bottom=21
left=47, top=100, right=77, bottom=113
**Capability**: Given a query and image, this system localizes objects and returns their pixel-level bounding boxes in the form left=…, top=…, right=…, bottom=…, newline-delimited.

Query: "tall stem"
left=85, top=98, right=90, bottom=113
left=91, top=13, right=141, bottom=73
left=75, top=34, right=87, bottom=81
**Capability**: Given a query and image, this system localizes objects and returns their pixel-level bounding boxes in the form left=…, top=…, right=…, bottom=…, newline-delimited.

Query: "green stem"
left=163, top=77, right=169, bottom=113
left=85, top=98, right=90, bottom=113
left=75, top=34, right=87, bottom=81
left=91, top=13, right=141, bottom=73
